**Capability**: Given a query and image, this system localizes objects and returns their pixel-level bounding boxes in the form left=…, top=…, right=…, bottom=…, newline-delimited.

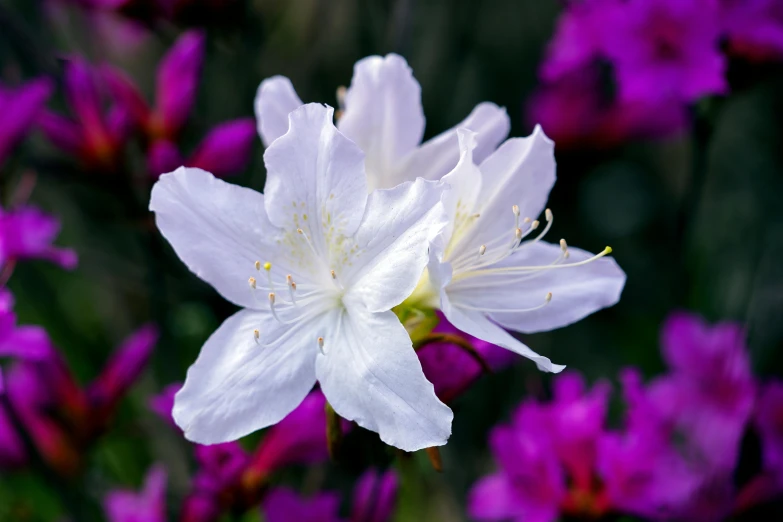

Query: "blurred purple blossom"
left=1, top=324, right=156, bottom=475
left=104, top=464, right=167, bottom=522
left=418, top=312, right=516, bottom=403
left=720, top=0, right=783, bottom=61
left=0, top=205, right=77, bottom=270
left=755, top=382, right=783, bottom=487
left=0, top=78, right=53, bottom=167
left=39, top=57, right=132, bottom=171
left=263, top=468, right=398, bottom=522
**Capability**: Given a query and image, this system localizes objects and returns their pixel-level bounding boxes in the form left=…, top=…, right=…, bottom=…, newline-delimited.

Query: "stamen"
left=531, top=220, right=540, bottom=230
left=330, top=270, right=337, bottom=279
left=464, top=246, right=614, bottom=278
left=523, top=217, right=531, bottom=224
left=512, top=205, right=520, bottom=228
left=268, top=292, right=283, bottom=323
left=248, top=277, right=257, bottom=289
left=297, top=228, right=323, bottom=264
left=254, top=261, right=261, bottom=271
left=253, top=329, right=260, bottom=344
left=478, top=244, right=486, bottom=258
left=317, top=336, right=325, bottom=355
left=560, top=238, right=570, bottom=259
left=545, top=208, right=553, bottom=222
left=286, top=274, right=296, bottom=305
left=459, top=291, right=554, bottom=313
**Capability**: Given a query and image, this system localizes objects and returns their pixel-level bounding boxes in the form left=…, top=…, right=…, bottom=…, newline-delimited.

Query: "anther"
left=254, top=261, right=261, bottom=271
left=531, top=220, right=540, bottom=230
left=545, top=208, right=553, bottom=222
left=253, top=329, right=260, bottom=344
left=268, top=292, right=284, bottom=323
left=286, top=274, right=296, bottom=305
left=545, top=292, right=553, bottom=303
left=248, top=277, right=257, bottom=289
left=523, top=217, right=532, bottom=224
left=560, top=239, right=568, bottom=252
left=317, top=336, right=325, bottom=355
left=330, top=270, right=337, bottom=279
left=479, top=245, right=486, bottom=256
left=268, top=292, right=275, bottom=304
left=512, top=205, right=520, bottom=216
left=515, top=228, right=523, bottom=240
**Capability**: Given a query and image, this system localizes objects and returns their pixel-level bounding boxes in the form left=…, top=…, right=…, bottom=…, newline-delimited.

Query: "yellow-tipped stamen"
left=478, top=244, right=486, bottom=258
left=248, top=277, right=257, bottom=289
left=512, top=205, right=520, bottom=228
left=255, top=260, right=261, bottom=271
left=286, top=274, right=297, bottom=305
left=317, top=336, right=325, bottom=355
left=459, top=291, right=554, bottom=313
left=462, top=246, right=613, bottom=279
left=253, top=329, right=260, bottom=344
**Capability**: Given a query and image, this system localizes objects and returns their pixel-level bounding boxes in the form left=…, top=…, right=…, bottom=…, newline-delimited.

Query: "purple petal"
left=63, top=57, right=107, bottom=135
left=0, top=403, right=27, bottom=469
left=38, top=111, right=85, bottom=155
left=755, top=381, right=783, bottom=486
left=186, top=118, right=256, bottom=177
left=102, top=65, right=152, bottom=128
left=155, top=31, right=205, bottom=137
left=0, top=78, right=53, bottom=167
left=147, top=140, right=184, bottom=178
left=0, top=205, right=78, bottom=269
left=351, top=469, right=399, bottom=522
left=148, top=383, right=181, bottom=427
left=263, top=488, right=344, bottom=522
left=104, top=464, right=167, bottom=522
left=88, top=324, right=158, bottom=414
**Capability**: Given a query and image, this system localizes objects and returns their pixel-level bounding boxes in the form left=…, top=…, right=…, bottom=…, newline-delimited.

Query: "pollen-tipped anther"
left=253, top=329, right=260, bottom=344
left=330, top=270, right=337, bottom=279
left=545, top=292, right=553, bottom=303
left=317, top=336, right=325, bottom=355
left=545, top=208, right=553, bottom=222
left=531, top=220, right=540, bottom=230
left=248, top=277, right=257, bottom=289
left=254, top=260, right=261, bottom=271
left=479, top=245, right=486, bottom=256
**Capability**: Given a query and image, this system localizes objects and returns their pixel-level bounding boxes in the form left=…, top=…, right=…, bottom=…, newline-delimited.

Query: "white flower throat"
left=445, top=203, right=613, bottom=312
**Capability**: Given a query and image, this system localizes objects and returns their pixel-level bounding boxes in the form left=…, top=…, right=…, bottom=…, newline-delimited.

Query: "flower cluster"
left=529, top=0, right=783, bottom=147
left=39, top=31, right=255, bottom=177
left=469, top=311, right=783, bottom=521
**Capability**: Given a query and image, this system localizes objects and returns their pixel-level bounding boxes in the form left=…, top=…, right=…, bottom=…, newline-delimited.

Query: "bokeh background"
left=2, top=0, right=783, bottom=520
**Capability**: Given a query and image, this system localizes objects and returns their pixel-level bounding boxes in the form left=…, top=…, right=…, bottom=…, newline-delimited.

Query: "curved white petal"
left=429, top=256, right=564, bottom=373
left=337, top=54, right=425, bottom=191
left=439, top=128, right=482, bottom=242
left=254, top=76, right=304, bottom=147
left=150, top=167, right=280, bottom=309
left=263, top=104, right=368, bottom=267
left=173, top=308, right=327, bottom=444
left=449, top=242, right=625, bottom=334
left=450, top=125, right=556, bottom=260
left=316, top=308, right=453, bottom=451
left=343, top=177, right=447, bottom=312
left=399, top=102, right=510, bottom=185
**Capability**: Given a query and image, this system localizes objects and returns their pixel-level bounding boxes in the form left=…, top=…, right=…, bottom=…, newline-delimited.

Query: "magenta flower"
left=0, top=205, right=77, bottom=270
left=0, top=288, right=53, bottom=363
left=104, top=31, right=204, bottom=142
left=350, top=469, right=398, bottom=522
left=0, top=78, right=53, bottom=167
left=602, top=0, right=727, bottom=103
left=146, top=119, right=256, bottom=178
left=263, top=469, right=398, bottom=522
left=469, top=402, right=565, bottom=522
left=3, top=324, right=156, bottom=475
left=417, top=313, right=516, bottom=403
left=104, top=464, right=167, bottom=522
left=148, top=382, right=180, bottom=428
left=264, top=488, right=344, bottom=522
left=720, top=0, right=783, bottom=61
left=39, top=57, right=132, bottom=170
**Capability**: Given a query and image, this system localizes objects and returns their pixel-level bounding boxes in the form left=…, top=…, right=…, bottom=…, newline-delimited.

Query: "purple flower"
left=602, top=0, right=727, bottom=103
left=720, top=0, right=783, bottom=61
left=148, top=382, right=180, bottom=428
left=0, top=288, right=53, bottom=362
left=350, top=469, right=398, bottom=522
left=0, top=78, right=53, bottom=167
left=104, top=31, right=205, bottom=141
left=418, top=313, right=515, bottom=403
left=38, top=57, right=132, bottom=170
left=755, top=381, right=783, bottom=487
left=104, top=464, right=167, bottom=522
left=147, top=119, right=256, bottom=179
left=469, top=402, right=566, bottom=522
left=263, top=488, right=344, bottom=522
left=0, top=205, right=77, bottom=270
left=87, top=324, right=158, bottom=419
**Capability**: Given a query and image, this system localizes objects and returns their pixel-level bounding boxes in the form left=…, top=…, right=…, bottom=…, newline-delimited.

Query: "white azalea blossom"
left=254, top=53, right=511, bottom=191
left=149, top=104, right=453, bottom=452
left=417, top=127, right=627, bottom=373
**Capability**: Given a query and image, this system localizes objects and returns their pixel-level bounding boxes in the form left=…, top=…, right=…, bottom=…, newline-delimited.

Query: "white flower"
left=421, top=127, right=627, bottom=373
left=149, top=104, right=453, bottom=451
left=255, top=53, right=510, bottom=191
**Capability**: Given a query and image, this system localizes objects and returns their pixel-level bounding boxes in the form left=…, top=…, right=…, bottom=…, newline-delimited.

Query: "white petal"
left=449, top=241, right=626, bottom=334
left=316, top=308, right=453, bottom=451
left=150, top=167, right=280, bottom=309
left=254, top=76, right=304, bottom=147
left=337, top=54, right=425, bottom=191
left=429, top=257, right=564, bottom=373
left=398, top=102, right=510, bottom=184
left=439, top=128, right=483, bottom=241
left=173, top=308, right=327, bottom=444
left=450, top=125, right=555, bottom=260
left=343, top=177, right=447, bottom=312
left=263, top=103, right=368, bottom=262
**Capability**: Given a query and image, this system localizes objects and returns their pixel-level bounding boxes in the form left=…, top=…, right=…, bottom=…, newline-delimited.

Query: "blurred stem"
left=324, top=401, right=343, bottom=460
